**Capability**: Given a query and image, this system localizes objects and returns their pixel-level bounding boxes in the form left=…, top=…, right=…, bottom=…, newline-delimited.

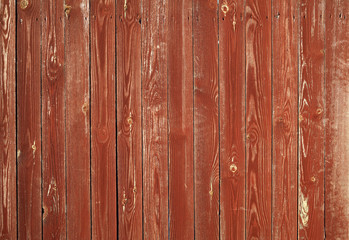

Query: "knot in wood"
left=230, top=164, right=237, bottom=173
left=20, top=0, right=29, bottom=9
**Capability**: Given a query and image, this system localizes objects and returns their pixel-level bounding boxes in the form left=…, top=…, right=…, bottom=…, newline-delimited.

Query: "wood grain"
left=298, top=0, right=325, bottom=238
left=218, top=0, right=245, bottom=239
left=17, top=0, right=42, bottom=238
left=271, top=1, right=298, bottom=239
left=42, top=0, right=66, bottom=238
left=91, top=0, right=117, bottom=239
left=245, top=0, right=272, bottom=239
left=168, top=0, right=194, bottom=239
left=193, top=0, right=219, bottom=239
left=0, top=0, right=16, bottom=238
left=117, top=0, right=142, bottom=239
left=64, top=0, right=90, bottom=239
left=142, top=0, right=168, bottom=238
left=325, top=1, right=349, bottom=238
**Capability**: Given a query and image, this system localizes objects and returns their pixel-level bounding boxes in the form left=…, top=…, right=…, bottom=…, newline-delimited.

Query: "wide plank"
left=168, top=0, right=194, bottom=239
left=218, top=0, right=245, bottom=239
left=42, top=0, right=66, bottom=238
left=0, top=0, right=16, bottom=238
left=91, top=0, right=117, bottom=239
left=245, top=0, right=272, bottom=238
left=17, top=0, right=42, bottom=238
left=298, top=0, right=325, bottom=238
left=193, top=0, right=219, bottom=239
left=271, top=0, right=298, bottom=239
left=117, top=0, right=142, bottom=239
left=64, top=0, right=91, bottom=239
left=325, top=1, right=349, bottom=238
left=142, top=0, right=168, bottom=238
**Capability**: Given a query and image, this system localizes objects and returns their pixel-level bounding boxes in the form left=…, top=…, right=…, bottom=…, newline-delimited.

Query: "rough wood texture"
left=193, top=0, right=219, bottom=239
left=117, top=0, right=142, bottom=239
left=0, top=0, right=16, bottom=238
left=42, top=0, right=66, bottom=238
left=142, top=0, right=168, bottom=238
left=219, top=0, right=245, bottom=239
left=272, top=1, right=298, bottom=239
left=168, top=0, right=194, bottom=239
left=64, top=0, right=90, bottom=239
left=245, top=0, right=272, bottom=239
left=17, top=0, right=42, bottom=238
left=325, top=1, right=349, bottom=238
left=298, top=0, right=325, bottom=238
left=91, top=0, right=117, bottom=239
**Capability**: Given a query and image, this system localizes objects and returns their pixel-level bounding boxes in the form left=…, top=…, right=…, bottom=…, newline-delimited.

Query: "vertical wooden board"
left=272, top=0, right=298, bottom=239
left=42, top=0, right=66, bottom=238
left=325, top=1, right=349, bottom=238
left=168, top=0, right=194, bottom=239
left=298, top=0, right=325, bottom=238
left=142, top=0, right=168, bottom=239
left=117, top=0, right=142, bottom=239
left=193, top=0, right=219, bottom=239
left=91, top=0, right=116, bottom=239
left=218, top=0, right=245, bottom=239
left=245, top=0, right=272, bottom=239
left=0, top=0, right=16, bottom=238
left=17, top=0, right=42, bottom=238
left=64, top=0, right=90, bottom=239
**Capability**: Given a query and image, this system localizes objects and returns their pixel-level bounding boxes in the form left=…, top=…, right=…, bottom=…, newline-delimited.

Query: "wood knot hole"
left=230, top=164, right=237, bottom=173
left=64, top=4, right=72, bottom=17
left=221, top=4, right=229, bottom=16
left=316, top=108, right=323, bottom=115
left=311, top=176, right=316, bottom=182
left=20, top=0, right=29, bottom=9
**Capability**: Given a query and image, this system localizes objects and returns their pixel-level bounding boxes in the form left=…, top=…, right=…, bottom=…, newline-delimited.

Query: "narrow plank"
left=0, top=0, right=16, bottom=238
left=117, top=0, right=142, bottom=239
left=168, top=0, right=194, bottom=239
left=64, top=0, right=90, bottom=239
left=17, top=0, right=42, bottom=238
left=218, top=0, right=245, bottom=239
left=245, top=0, right=272, bottom=239
left=42, top=0, right=66, bottom=238
left=91, top=0, right=117, bottom=239
left=325, top=1, right=349, bottom=238
left=193, top=0, right=219, bottom=239
left=298, top=0, right=325, bottom=238
left=142, top=0, right=168, bottom=238
left=272, top=0, right=298, bottom=239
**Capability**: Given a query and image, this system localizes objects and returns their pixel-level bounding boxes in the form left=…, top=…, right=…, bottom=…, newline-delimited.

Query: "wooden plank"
left=116, top=0, right=142, bottom=239
left=245, top=0, right=272, bottom=239
left=42, top=0, right=66, bottom=238
left=325, top=1, right=349, bottom=238
left=271, top=1, right=298, bottom=239
left=91, top=0, right=117, bottom=239
left=298, top=0, right=325, bottom=238
left=64, top=0, right=90, bottom=239
left=142, top=0, right=168, bottom=239
left=193, top=0, right=219, bottom=239
left=218, top=0, right=245, bottom=239
left=168, top=0, right=194, bottom=239
left=0, top=0, right=16, bottom=238
left=17, top=0, right=42, bottom=238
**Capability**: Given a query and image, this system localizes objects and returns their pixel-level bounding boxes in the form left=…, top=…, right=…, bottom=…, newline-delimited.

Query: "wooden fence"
left=1, top=0, right=349, bottom=239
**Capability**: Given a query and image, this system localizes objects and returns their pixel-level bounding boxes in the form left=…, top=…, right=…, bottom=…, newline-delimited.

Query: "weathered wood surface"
left=298, top=0, right=325, bottom=238
left=91, top=0, right=117, bottom=239
left=325, top=1, right=349, bottom=238
left=42, top=0, right=66, bottom=238
left=245, top=0, right=272, bottom=239
left=117, top=0, right=142, bottom=239
left=17, top=0, right=42, bottom=238
left=142, top=0, right=168, bottom=238
left=64, top=0, right=91, bottom=239
left=0, top=0, right=16, bottom=239
left=193, top=0, right=219, bottom=239
left=219, top=0, right=245, bottom=239
left=272, top=0, right=298, bottom=239
left=168, top=0, right=194, bottom=239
